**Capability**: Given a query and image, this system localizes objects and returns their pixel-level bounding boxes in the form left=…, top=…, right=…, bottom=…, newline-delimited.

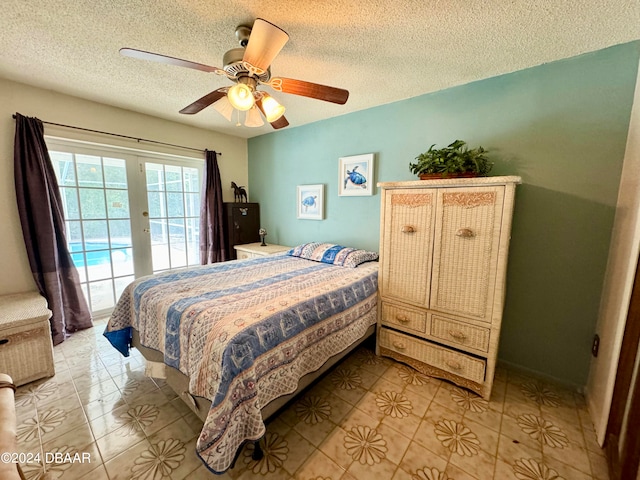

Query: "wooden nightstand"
left=234, top=242, right=290, bottom=259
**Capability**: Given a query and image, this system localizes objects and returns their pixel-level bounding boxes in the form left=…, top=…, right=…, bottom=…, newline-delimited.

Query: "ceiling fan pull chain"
left=235, top=109, right=241, bottom=127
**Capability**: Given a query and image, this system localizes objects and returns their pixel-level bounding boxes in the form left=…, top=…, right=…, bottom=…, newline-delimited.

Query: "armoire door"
left=430, top=186, right=505, bottom=321
left=380, top=189, right=435, bottom=307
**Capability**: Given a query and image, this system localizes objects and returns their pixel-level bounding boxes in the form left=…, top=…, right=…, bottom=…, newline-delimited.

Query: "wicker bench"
left=0, top=292, right=54, bottom=386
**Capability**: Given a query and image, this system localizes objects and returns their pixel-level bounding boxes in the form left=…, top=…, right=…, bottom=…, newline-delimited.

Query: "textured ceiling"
left=2, top=0, right=639, bottom=139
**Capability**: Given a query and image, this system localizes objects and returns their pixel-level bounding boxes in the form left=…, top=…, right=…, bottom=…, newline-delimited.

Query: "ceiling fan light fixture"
left=261, top=94, right=286, bottom=122
left=213, top=95, right=234, bottom=121
left=227, top=83, right=255, bottom=111
left=244, top=106, right=264, bottom=127
left=123, top=20, right=348, bottom=130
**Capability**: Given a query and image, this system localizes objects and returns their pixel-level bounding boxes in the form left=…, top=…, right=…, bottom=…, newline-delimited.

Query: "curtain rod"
left=11, top=114, right=219, bottom=156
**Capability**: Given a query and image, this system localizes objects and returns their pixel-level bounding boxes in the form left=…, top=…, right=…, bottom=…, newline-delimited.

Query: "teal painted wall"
left=248, top=42, right=640, bottom=386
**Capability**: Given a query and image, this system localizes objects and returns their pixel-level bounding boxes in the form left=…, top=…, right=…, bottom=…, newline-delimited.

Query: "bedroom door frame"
left=605, top=257, right=640, bottom=480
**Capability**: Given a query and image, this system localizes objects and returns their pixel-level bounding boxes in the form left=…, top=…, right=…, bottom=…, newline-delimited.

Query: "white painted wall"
left=0, top=78, right=248, bottom=296
left=586, top=63, right=640, bottom=445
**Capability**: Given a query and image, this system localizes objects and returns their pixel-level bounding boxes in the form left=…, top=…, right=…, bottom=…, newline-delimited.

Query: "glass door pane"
left=144, top=161, right=201, bottom=274
left=50, top=150, right=135, bottom=314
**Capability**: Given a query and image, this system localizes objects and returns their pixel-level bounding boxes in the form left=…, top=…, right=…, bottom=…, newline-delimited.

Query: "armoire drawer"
left=381, top=302, right=427, bottom=334
left=430, top=314, right=490, bottom=353
left=379, top=327, right=486, bottom=384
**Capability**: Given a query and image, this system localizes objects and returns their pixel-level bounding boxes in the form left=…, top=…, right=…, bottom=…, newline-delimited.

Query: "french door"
left=47, top=139, right=202, bottom=315
left=143, top=160, right=201, bottom=274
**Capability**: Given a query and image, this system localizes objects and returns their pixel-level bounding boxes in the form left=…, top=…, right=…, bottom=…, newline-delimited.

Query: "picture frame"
left=338, top=153, right=375, bottom=196
left=297, top=184, right=324, bottom=220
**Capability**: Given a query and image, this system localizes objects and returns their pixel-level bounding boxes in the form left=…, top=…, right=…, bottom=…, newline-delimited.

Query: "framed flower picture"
left=338, top=153, right=374, bottom=196
left=297, top=184, right=324, bottom=220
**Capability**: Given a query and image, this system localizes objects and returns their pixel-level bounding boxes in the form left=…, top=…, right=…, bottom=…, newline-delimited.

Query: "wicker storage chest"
left=0, top=292, right=54, bottom=386
left=377, top=176, right=520, bottom=399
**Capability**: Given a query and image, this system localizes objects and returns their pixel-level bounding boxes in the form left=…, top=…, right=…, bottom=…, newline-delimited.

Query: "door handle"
left=456, top=228, right=475, bottom=238
left=448, top=330, right=467, bottom=341
left=445, top=360, right=462, bottom=370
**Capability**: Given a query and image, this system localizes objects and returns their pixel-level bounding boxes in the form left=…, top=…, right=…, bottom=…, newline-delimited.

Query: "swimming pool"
left=69, top=242, right=131, bottom=268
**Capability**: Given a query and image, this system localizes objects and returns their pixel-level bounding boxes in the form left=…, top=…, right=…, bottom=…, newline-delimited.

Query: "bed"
left=104, top=244, right=378, bottom=474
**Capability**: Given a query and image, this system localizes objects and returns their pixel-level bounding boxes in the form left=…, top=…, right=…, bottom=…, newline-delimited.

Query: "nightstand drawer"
left=379, top=327, right=486, bottom=384
left=430, top=314, right=490, bottom=353
left=234, top=243, right=290, bottom=259
left=381, top=302, right=427, bottom=334
left=236, top=251, right=255, bottom=260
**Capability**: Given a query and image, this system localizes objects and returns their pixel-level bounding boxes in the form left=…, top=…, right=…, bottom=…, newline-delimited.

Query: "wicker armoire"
left=376, top=176, right=521, bottom=399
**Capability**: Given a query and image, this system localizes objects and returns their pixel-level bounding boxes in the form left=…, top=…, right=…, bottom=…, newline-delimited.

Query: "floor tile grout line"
left=506, top=369, right=597, bottom=480
left=18, top=326, right=599, bottom=480
left=59, top=339, right=136, bottom=477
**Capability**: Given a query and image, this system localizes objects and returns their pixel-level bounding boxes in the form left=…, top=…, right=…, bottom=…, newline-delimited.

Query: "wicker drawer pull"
left=392, top=342, right=406, bottom=350
left=401, top=225, right=416, bottom=234
left=446, top=360, right=462, bottom=370
left=396, top=314, right=410, bottom=323
left=456, top=228, right=475, bottom=238
left=448, top=330, right=467, bottom=340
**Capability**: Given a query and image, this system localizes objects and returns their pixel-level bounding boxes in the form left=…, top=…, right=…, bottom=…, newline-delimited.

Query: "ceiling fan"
left=120, top=18, right=349, bottom=130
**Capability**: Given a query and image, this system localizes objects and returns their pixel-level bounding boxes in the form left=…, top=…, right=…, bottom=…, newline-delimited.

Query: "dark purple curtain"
left=14, top=113, right=92, bottom=345
left=200, top=150, right=227, bottom=264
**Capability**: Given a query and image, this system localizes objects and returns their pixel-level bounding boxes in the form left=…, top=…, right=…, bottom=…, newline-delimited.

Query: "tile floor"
left=12, top=318, right=609, bottom=480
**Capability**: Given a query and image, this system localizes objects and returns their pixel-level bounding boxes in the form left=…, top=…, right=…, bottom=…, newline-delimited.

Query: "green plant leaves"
left=409, top=140, right=493, bottom=176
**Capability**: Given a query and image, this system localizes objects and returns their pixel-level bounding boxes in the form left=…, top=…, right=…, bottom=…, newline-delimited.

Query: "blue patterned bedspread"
left=104, top=254, right=378, bottom=473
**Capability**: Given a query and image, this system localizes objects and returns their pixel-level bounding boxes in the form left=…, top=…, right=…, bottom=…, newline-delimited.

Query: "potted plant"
left=409, top=140, right=493, bottom=179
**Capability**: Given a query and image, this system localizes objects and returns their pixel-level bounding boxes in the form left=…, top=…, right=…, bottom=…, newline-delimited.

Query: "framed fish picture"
left=338, top=153, right=375, bottom=196
left=297, top=184, right=324, bottom=220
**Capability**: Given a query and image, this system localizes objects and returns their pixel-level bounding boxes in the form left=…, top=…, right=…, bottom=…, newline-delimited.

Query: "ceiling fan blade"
left=270, top=115, right=289, bottom=129
left=270, top=77, right=349, bottom=105
left=179, top=89, right=227, bottom=115
left=242, top=19, right=289, bottom=72
left=120, top=48, right=224, bottom=74
left=256, top=97, right=289, bottom=129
